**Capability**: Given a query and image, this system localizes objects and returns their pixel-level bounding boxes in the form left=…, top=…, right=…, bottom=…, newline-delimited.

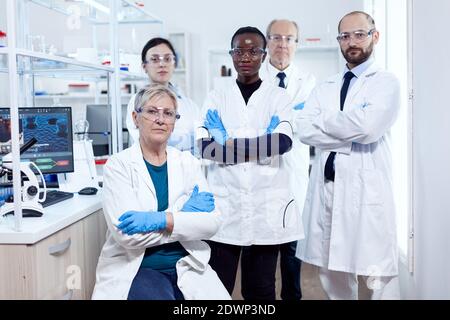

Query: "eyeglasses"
left=229, top=47, right=266, bottom=59
left=137, top=106, right=180, bottom=123
left=144, top=54, right=176, bottom=66
left=336, top=29, right=376, bottom=43
left=268, top=34, right=298, bottom=45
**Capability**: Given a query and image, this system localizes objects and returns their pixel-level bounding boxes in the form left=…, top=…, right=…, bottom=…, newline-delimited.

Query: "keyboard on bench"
left=40, top=190, right=74, bottom=208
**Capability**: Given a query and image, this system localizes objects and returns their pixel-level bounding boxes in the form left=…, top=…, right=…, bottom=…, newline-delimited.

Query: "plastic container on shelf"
left=68, top=83, right=90, bottom=93
left=304, top=37, right=322, bottom=47
left=0, top=30, right=6, bottom=47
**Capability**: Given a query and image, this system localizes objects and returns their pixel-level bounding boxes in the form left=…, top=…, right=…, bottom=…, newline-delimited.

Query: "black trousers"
left=208, top=241, right=279, bottom=300
left=280, top=240, right=302, bottom=300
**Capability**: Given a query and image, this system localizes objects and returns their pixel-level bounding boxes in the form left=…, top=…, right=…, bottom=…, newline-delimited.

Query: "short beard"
left=342, top=41, right=374, bottom=66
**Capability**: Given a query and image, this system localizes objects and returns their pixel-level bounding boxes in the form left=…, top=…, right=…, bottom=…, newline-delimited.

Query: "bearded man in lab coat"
left=260, top=19, right=316, bottom=301
left=296, top=11, right=401, bottom=300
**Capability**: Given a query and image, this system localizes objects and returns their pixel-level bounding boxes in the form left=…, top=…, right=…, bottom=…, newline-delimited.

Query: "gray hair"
left=134, top=83, right=178, bottom=112
left=266, top=19, right=299, bottom=40
left=338, top=11, right=376, bottom=32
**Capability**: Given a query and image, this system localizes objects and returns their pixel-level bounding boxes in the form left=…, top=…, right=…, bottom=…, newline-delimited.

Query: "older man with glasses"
left=295, top=11, right=401, bottom=300
left=260, top=19, right=317, bottom=301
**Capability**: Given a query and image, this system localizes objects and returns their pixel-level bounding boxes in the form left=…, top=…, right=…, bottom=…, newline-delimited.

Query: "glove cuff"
left=158, top=211, right=168, bottom=229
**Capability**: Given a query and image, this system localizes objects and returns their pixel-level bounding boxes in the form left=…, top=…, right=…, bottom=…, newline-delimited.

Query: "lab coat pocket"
left=265, top=192, right=294, bottom=230
left=358, top=169, right=383, bottom=206
left=282, top=199, right=297, bottom=229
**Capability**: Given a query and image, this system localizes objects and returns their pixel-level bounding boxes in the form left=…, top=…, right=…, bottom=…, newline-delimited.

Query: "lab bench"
left=0, top=191, right=107, bottom=299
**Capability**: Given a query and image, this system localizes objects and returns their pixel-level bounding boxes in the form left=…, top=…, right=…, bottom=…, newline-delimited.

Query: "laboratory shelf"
left=28, top=0, right=163, bottom=25
left=116, top=0, right=163, bottom=24
left=11, top=49, right=113, bottom=80
left=119, top=70, right=147, bottom=81
left=2, top=48, right=116, bottom=78
left=297, top=45, right=340, bottom=52
left=16, top=49, right=113, bottom=72
left=27, top=0, right=110, bottom=24
left=34, top=93, right=132, bottom=100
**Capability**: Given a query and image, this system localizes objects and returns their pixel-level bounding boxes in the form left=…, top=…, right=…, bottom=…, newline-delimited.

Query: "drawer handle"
left=61, top=289, right=74, bottom=300
left=48, top=238, right=71, bottom=256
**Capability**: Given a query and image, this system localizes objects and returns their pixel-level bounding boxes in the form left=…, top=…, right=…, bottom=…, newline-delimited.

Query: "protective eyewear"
left=229, top=47, right=266, bottom=59
left=137, top=106, right=180, bottom=123
left=268, top=34, right=298, bottom=45
left=144, top=54, right=176, bottom=66
left=336, top=29, right=376, bottom=43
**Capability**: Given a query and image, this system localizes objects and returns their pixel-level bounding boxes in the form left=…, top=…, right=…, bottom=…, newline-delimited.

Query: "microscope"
left=0, top=138, right=47, bottom=217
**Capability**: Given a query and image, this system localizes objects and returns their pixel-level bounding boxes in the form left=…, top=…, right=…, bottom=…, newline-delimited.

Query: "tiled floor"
left=232, top=260, right=327, bottom=300
left=231, top=260, right=372, bottom=300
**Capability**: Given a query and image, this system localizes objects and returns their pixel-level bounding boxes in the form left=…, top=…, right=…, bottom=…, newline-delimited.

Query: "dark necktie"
left=324, top=71, right=355, bottom=182
left=277, top=72, right=287, bottom=89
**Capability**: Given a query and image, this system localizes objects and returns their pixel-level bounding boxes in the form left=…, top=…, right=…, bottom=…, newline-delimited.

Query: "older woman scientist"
left=93, top=84, right=230, bottom=300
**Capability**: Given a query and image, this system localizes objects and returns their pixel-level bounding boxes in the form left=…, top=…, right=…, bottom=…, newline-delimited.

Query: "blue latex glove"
left=204, top=109, right=229, bottom=145
left=117, top=211, right=166, bottom=235
left=265, top=115, right=280, bottom=134
left=293, top=101, right=305, bottom=110
left=181, top=185, right=215, bottom=212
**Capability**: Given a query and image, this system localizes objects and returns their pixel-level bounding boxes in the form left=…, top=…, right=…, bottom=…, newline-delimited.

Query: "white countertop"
left=0, top=191, right=103, bottom=244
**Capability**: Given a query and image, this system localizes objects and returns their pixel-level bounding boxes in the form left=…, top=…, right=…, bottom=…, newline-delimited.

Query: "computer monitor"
left=0, top=107, right=74, bottom=174
left=85, top=104, right=128, bottom=156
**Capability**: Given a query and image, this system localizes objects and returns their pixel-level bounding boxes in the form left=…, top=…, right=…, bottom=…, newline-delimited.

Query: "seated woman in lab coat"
left=125, top=37, right=199, bottom=153
left=92, top=84, right=230, bottom=300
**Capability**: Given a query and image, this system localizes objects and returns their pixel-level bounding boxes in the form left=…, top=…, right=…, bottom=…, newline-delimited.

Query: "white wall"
left=399, top=0, right=450, bottom=299
left=143, top=0, right=364, bottom=104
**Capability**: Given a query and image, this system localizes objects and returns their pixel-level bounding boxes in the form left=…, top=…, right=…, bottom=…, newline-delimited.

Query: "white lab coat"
left=196, top=80, right=301, bottom=246
left=260, top=60, right=316, bottom=240
left=295, top=63, right=400, bottom=276
left=126, top=84, right=200, bottom=151
left=92, top=143, right=230, bottom=300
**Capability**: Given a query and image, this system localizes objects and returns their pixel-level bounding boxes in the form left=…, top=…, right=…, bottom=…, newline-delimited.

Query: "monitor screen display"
left=0, top=107, right=74, bottom=174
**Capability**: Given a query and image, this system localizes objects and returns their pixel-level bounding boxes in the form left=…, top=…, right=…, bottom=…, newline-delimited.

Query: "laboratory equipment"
left=86, top=104, right=128, bottom=156
left=0, top=138, right=47, bottom=217
left=75, top=119, right=90, bottom=141
left=78, top=187, right=98, bottom=195
left=0, top=107, right=74, bottom=174
left=40, top=189, right=74, bottom=207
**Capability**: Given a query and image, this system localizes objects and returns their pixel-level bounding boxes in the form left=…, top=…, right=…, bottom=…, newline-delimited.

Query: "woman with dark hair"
left=126, top=37, right=199, bottom=154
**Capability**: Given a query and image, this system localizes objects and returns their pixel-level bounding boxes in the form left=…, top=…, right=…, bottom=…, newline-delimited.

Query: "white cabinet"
left=82, top=210, right=108, bottom=299
left=0, top=209, right=106, bottom=300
